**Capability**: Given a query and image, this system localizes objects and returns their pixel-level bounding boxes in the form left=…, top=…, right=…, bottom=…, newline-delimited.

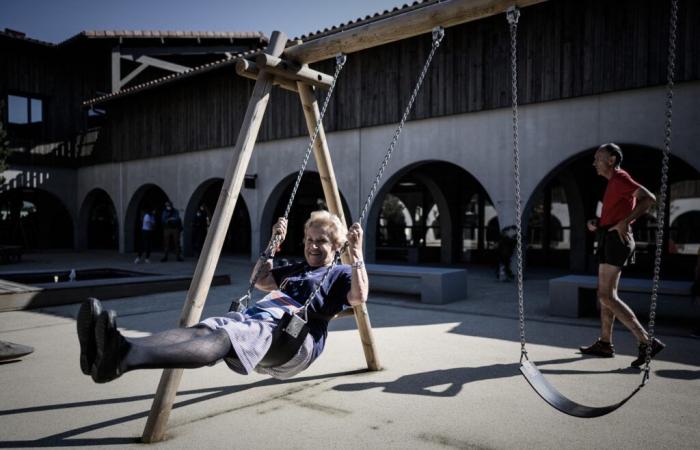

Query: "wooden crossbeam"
left=284, top=0, right=549, bottom=64
left=256, top=54, right=333, bottom=90
left=235, top=59, right=299, bottom=93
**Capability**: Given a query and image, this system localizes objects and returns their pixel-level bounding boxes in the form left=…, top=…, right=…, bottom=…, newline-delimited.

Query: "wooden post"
left=297, top=82, right=381, bottom=371
left=141, top=31, right=288, bottom=443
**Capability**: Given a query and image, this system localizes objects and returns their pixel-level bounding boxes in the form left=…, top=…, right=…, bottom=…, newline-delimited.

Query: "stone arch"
left=124, top=184, right=170, bottom=253
left=0, top=187, right=74, bottom=249
left=183, top=178, right=252, bottom=257
left=524, top=143, right=700, bottom=277
left=365, top=161, right=497, bottom=264
left=78, top=188, right=118, bottom=250
left=260, top=172, right=351, bottom=258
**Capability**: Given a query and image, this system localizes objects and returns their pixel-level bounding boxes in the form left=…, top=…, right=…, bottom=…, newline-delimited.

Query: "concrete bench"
left=365, top=263, right=467, bottom=304
left=549, top=274, right=696, bottom=319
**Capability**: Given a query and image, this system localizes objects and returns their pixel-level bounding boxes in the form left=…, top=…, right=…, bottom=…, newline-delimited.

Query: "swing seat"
left=520, top=359, right=643, bottom=418
left=257, top=313, right=310, bottom=368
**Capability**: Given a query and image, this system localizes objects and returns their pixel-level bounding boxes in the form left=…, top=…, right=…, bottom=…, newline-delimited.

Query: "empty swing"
left=506, top=1, right=679, bottom=418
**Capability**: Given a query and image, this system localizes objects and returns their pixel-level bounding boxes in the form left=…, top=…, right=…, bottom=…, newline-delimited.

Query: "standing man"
left=580, top=143, right=665, bottom=367
left=161, top=202, right=184, bottom=262
left=135, top=208, right=156, bottom=263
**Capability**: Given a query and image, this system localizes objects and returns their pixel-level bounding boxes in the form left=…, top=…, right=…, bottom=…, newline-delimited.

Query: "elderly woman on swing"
left=77, top=211, right=368, bottom=383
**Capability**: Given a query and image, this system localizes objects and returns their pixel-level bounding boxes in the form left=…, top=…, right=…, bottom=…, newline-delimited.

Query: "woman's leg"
left=91, top=309, right=234, bottom=383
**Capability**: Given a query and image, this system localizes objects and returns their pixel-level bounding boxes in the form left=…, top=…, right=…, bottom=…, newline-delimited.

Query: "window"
left=7, top=94, right=43, bottom=124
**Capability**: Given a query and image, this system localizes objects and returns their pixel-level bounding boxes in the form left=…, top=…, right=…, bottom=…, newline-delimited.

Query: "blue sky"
left=1, top=0, right=409, bottom=43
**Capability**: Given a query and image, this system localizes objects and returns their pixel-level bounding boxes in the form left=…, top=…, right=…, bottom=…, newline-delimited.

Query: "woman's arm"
left=346, top=223, right=369, bottom=306
left=252, top=218, right=287, bottom=292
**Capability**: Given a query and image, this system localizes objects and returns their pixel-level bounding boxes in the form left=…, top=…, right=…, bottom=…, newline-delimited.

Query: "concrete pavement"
left=0, top=252, right=698, bottom=449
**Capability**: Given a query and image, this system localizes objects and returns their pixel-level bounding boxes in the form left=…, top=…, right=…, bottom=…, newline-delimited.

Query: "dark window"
left=7, top=94, right=43, bottom=124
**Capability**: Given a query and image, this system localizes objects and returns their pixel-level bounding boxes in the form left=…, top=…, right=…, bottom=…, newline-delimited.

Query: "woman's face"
left=303, top=224, right=337, bottom=267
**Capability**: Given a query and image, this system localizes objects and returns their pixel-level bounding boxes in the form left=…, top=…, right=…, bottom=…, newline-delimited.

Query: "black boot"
left=92, top=310, right=130, bottom=383
left=77, top=298, right=102, bottom=375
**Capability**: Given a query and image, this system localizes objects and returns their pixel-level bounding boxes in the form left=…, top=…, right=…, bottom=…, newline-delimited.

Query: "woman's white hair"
left=304, top=210, right=347, bottom=247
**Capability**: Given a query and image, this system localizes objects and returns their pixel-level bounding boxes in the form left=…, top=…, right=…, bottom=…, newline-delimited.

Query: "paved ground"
left=0, top=251, right=698, bottom=449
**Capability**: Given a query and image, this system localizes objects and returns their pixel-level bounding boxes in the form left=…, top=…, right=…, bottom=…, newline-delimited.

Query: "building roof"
left=84, top=1, right=440, bottom=106
left=59, top=30, right=267, bottom=45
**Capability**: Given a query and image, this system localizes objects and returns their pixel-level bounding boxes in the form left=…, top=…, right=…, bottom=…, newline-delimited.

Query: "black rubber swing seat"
left=520, top=359, right=644, bottom=418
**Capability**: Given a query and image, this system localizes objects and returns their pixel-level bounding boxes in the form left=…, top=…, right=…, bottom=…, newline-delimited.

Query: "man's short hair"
left=598, top=143, right=623, bottom=168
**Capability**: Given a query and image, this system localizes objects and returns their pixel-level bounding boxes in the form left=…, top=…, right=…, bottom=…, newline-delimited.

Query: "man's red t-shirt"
left=599, top=168, right=641, bottom=226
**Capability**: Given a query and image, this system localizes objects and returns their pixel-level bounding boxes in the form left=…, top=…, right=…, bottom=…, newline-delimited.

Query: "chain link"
left=643, top=0, right=678, bottom=375
left=358, top=27, right=445, bottom=226
left=232, top=55, right=347, bottom=311
left=506, top=7, right=527, bottom=359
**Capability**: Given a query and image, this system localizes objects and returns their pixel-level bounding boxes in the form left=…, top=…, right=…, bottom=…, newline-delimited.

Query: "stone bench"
left=365, top=263, right=467, bottom=304
left=549, top=274, right=696, bottom=319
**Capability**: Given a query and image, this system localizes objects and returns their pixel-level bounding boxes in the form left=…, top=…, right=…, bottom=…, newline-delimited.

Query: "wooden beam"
left=284, top=0, right=548, bottom=64
left=235, top=59, right=299, bottom=93
left=121, top=54, right=191, bottom=73
left=297, top=82, right=381, bottom=371
left=111, top=46, right=120, bottom=93
left=141, top=30, right=288, bottom=444
left=256, top=54, right=333, bottom=90
left=119, top=63, right=149, bottom=89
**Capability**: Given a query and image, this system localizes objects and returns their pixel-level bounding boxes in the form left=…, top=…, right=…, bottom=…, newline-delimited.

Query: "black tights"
left=121, top=326, right=234, bottom=372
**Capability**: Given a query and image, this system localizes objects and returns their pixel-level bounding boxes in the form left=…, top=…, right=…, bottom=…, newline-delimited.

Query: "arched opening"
left=0, top=188, right=73, bottom=249
left=124, top=184, right=169, bottom=253
left=184, top=179, right=251, bottom=257
left=526, top=145, right=700, bottom=278
left=370, top=161, right=497, bottom=265
left=80, top=189, right=118, bottom=250
left=262, top=173, right=351, bottom=259
left=669, top=180, right=700, bottom=256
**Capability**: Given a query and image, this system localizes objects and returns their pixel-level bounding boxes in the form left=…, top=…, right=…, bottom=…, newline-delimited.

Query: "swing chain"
left=231, top=55, right=348, bottom=312
left=507, top=7, right=527, bottom=358
left=283, top=54, right=348, bottom=221
left=296, top=27, right=445, bottom=319
left=643, top=0, right=678, bottom=371
left=358, top=26, right=445, bottom=226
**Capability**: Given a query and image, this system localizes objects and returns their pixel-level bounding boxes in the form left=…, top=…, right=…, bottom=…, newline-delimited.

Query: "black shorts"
left=596, top=227, right=635, bottom=267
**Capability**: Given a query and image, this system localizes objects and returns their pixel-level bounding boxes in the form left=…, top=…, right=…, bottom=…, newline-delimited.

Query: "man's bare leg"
left=598, top=263, right=649, bottom=344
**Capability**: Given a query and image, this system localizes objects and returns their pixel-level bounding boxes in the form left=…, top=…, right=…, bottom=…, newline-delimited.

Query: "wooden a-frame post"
left=141, top=31, right=287, bottom=443
left=297, top=82, right=380, bottom=370
left=141, top=31, right=381, bottom=443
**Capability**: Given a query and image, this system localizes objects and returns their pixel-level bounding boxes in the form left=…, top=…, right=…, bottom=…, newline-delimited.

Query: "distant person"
left=192, top=204, right=210, bottom=255
left=135, top=209, right=156, bottom=264
left=496, top=225, right=516, bottom=281
left=161, top=202, right=183, bottom=262
left=579, top=143, right=665, bottom=367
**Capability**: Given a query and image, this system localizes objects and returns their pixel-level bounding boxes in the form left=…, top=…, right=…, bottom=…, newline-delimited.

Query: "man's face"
left=303, top=224, right=336, bottom=267
left=592, top=149, right=614, bottom=176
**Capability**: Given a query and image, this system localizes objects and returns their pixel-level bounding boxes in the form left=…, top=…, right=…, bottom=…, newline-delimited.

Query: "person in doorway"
left=192, top=204, right=210, bottom=255
left=135, top=208, right=156, bottom=263
left=161, top=202, right=183, bottom=262
left=496, top=225, right=517, bottom=281
left=580, top=143, right=665, bottom=367
left=76, top=211, right=368, bottom=382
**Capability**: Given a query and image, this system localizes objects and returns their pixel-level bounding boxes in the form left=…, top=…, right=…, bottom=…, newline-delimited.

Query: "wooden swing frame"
left=141, top=0, right=548, bottom=442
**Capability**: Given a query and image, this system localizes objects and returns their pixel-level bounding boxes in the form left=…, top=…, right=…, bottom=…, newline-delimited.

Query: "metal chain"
left=357, top=27, right=445, bottom=227
left=643, top=0, right=678, bottom=380
left=506, top=7, right=527, bottom=360
left=297, top=27, right=446, bottom=320
left=231, top=55, right=347, bottom=311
